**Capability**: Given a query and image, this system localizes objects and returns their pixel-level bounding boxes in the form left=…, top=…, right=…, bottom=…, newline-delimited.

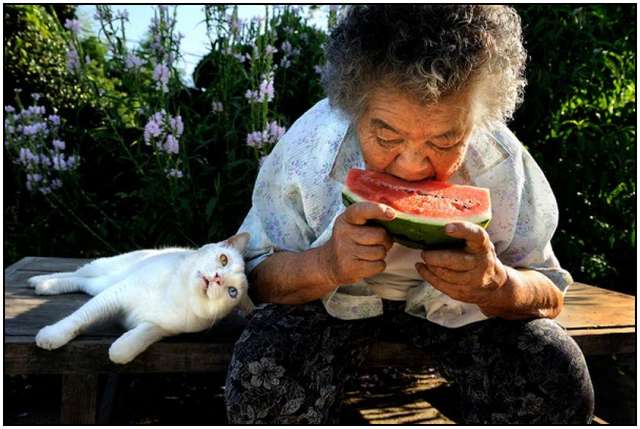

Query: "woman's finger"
left=421, top=249, right=477, bottom=271
left=343, top=201, right=396, bottom=225
left=355, top=244, right=388, bottom=262
left=352, top=225, right=393, bottom=250
left=426, top=264, right=481, bottom=285
left=415, top=263, right=459, bottom=298
left=444, top=221, right=490, bottom=254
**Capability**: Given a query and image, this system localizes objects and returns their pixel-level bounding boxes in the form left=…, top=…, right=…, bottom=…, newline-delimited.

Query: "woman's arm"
left=477, top=266, right=564, bottom=320
left=417, top=222, right=565, bottom=320
left=250, top=247, right=336, bottom=305
left=250, top=201, right=395, bottom=305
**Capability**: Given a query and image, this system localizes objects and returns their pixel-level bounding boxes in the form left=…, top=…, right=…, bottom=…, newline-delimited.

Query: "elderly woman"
left=225, top=5, right=594, bottom=424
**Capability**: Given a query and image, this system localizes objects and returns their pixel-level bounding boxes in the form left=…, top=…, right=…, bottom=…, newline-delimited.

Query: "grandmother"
left=225, top=5, right=594, bottom=424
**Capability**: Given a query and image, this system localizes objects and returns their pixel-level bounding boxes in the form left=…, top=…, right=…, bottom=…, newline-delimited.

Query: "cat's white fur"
left=28, top=233, right=253, bottom=364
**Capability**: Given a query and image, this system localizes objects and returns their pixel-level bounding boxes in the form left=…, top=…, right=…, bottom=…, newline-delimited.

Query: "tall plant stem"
left=46, top=191, right=118, bottom=253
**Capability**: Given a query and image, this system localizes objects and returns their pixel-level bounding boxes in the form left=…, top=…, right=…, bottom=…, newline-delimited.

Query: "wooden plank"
left=96, top=374, right=119, bottom=424
left=4, top=257, right=636, bottom=370
left=569, top=327, right=636, bottom=355
left=4, top=267, right=249, bottom=338
left=557, top=282, right=636, bottom=330
left=5, top=269, right=124, bottom=337
left=4, top=256, right=36, bottom=277
left=10, top=256, right=91, bottom=273
left=7, top=259, right=635, bottom=332
left=61, top=374, right=98, bottom=424
left=367, top=342, right=433, bottom=368
left=4, top=336, right=237, bottom=375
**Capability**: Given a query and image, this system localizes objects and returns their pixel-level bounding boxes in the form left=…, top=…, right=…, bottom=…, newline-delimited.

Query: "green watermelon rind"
left=342, top=188, right=491, bottom=250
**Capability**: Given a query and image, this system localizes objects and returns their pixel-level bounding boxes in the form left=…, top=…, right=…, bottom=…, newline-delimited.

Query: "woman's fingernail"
left=385, top=207, right=395, bottom=218
left=446, top=224, right=456, bottom=233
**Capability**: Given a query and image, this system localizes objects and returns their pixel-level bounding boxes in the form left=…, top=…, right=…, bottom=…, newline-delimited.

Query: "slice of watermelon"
left=342, top=168, right=491, bottom=249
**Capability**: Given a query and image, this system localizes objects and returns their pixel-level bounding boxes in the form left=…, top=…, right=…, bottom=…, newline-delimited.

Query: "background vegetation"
left=4, top=5, right=636, bottom=294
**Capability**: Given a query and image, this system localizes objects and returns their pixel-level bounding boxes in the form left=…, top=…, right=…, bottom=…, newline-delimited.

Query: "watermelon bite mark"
left=342, top=168, right=491, bottom=249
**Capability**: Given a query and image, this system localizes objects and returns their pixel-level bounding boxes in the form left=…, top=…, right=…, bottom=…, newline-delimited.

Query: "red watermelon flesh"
left=342, top=168, right=491, bottom=248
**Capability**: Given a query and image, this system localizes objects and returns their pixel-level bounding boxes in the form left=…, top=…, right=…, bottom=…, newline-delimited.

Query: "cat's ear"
left=225, top=232, right=250, bottom=254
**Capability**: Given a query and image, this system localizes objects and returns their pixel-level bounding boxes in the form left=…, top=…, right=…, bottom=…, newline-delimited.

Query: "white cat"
left=28, top=233, right=253, bottom=364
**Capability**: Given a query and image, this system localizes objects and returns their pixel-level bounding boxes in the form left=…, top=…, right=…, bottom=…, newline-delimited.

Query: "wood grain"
left=557, top=282, right=635, bottom=330
left=4, top=256, right=636, bottom=376
left=61, top=374, right=98, bottom=424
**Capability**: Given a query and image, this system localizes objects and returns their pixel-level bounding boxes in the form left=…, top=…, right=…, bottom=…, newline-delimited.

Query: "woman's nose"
left=394, top=149, right=433, bottom=180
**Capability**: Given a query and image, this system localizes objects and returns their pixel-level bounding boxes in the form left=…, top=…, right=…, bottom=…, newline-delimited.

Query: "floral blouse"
left=237, top=98, right=573, bottom=327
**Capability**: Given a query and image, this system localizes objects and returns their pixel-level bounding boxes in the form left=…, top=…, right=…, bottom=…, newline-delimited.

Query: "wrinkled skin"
left=322, top=86, right=509, bottom=305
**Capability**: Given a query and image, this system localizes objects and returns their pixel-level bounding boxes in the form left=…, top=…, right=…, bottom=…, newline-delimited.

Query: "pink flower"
left=48, top=115, right=61, bottom=126
left=211, top=101, right=224, bottom=113
left=265, top=44, right=278, bottom=55
left=246, top=121, right=287, bottom=149
left=51, top=153, right=68, bottom=171
left=126, top=53, right=145, bottom=70
left=281, top=41, right=293, bottom=55
left=246, top=74, right=275, bottom=104
left=64, top=19, right=81, bottom=35
left=144, top=117, right=163, bottom=145
left=66, top=46, right=81, bottom=74
left=152, top=63, right=170, bottom=93
left=52, top=139, right=66, bottom=150
left=170, top=115, right=184, bottom=138
left=166, top=168, right=184, bottom=178
left=163, top=134, right=179, bottom=154
left=268, top=121, right=286, bottom=141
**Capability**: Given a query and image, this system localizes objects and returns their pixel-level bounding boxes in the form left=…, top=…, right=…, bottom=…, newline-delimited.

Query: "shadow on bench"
left=4, top=257, right=636, bottom=423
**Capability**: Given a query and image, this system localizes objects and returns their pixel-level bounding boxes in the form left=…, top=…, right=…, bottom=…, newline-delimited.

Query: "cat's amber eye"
left=219, top=254, right=228, bottom=267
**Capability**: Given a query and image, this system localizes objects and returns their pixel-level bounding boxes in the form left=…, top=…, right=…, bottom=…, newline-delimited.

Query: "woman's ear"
left=226, top=232, right=250, bottom=255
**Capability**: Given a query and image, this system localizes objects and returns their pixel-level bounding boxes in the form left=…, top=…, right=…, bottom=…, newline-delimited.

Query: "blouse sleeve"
left=497, top=149, right=574, bottom=293
left=236, top=142, right=316, bottom=274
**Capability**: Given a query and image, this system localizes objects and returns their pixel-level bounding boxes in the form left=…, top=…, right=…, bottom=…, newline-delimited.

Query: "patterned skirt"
left=224, top=300, right=594, bottom=424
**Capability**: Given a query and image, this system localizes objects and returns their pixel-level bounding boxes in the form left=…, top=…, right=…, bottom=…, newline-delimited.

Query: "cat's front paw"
left=35, top=325, right=74, bottom=350
left=27, top=274, right=51, bottom=289
left=108, top=343, right=137, bottom=365
left=29, top=275, right=64, bottom=295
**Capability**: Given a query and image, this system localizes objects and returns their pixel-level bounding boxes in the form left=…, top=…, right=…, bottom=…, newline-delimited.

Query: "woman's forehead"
left=363, top=89, right=474, bottom=137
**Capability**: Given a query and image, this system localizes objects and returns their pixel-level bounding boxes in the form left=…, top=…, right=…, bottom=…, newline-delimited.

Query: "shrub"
left=3, top=6, right=636, bottom=297
left=512, top=5, right=636, bottom=293
left=4, top=5, right=329, bottom=265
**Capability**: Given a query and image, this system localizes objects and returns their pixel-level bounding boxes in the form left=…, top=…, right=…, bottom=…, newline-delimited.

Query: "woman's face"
left=356, top=88, right=476, bottom=182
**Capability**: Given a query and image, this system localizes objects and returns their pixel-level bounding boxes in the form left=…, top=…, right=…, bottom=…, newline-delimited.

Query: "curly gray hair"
left=322, top=5, right=527, bottom=127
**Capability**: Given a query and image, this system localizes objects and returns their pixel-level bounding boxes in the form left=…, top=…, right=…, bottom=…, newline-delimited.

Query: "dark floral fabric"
left=225, top=300, right=594, bottom=424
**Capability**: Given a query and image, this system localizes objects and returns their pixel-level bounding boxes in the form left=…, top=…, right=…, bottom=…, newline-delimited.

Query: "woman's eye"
left=219, top=254, right=228, bottom=267
left=376, top=137, right=403, bottom=147
left=430, top=140, right=462, bottom=151
left=228, top=287, right=238, bottom=299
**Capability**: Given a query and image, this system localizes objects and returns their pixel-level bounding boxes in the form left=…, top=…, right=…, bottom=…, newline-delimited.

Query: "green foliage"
left=4, top=5, right=83, bottom=111
left=512, top=5, right=636, bottom=293
left=3, top=5, right=636, bottom=296
left=4, top=5, right=329, bottom=265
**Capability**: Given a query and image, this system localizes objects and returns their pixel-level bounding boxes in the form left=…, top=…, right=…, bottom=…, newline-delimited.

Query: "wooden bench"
left=4, top=256, right=636, bottom=424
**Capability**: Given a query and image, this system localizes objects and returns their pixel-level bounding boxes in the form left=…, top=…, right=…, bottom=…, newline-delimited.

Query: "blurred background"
left=3, top=4, right=636, bottom=295
left=3, top=4, right=636, bottom=424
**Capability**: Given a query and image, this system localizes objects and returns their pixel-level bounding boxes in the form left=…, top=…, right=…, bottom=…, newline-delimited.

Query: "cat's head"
left=185, top=232, right=250, bottom=320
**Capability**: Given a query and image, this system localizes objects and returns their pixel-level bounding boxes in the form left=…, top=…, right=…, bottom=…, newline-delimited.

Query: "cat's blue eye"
left=228, top=287, right=238, bottom=299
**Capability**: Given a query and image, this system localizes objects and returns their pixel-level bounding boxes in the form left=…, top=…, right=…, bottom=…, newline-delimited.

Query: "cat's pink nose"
left=212, top=273, right=224, bottom=286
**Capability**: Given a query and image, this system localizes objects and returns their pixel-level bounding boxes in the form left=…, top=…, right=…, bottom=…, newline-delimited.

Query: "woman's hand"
left=415, top=221, right=509, bottom=307
left=320, top=201, right=395, bottom=286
